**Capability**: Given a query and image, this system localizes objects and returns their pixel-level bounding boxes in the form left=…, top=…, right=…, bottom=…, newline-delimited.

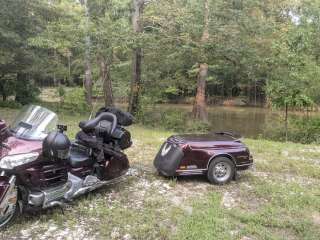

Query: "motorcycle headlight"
left=0, top=152, right=39, bottom=169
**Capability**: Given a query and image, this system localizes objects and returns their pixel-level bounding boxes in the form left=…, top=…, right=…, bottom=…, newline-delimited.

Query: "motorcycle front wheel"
left=0, top=188, right=19, bottom=229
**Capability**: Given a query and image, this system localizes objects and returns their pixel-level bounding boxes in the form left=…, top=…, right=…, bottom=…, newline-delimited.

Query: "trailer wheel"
left=207, top=157, right=235, bottom=185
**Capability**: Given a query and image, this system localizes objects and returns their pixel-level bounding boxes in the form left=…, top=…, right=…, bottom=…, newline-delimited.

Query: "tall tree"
left=99, top=55, right=114, bottom=107
left=28, top=0, right=85, bottom=88
left=89, top=0, right=131, bottom=107
left=81, top=0, right=93, bottom=107
left=192, top=0, right=209, bottom=121
left=0, top=0, right=55, bottom=103
left=128, top=0, right=144, bottom=115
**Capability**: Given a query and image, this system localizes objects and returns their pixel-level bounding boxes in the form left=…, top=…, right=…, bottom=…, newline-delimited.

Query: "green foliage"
left=0, top=76, right=16, bottom=100
left=137, top=103, right=210, bottom=133
left=289, top=117, right=320, bottom=144
left=15, top=75, right=40, bottom=105
left=263, top=115, right=320, bottom=144
left=187, top=120, right=210, bottom=132
left=62, top=87, right=90, bottom=113
left=0, top=100, right=22, bottom=109
left=57, top=85, right=66, bottom=98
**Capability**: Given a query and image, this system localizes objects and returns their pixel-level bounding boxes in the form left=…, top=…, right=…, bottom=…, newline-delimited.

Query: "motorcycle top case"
left=153, top=141, right=184, bottom=176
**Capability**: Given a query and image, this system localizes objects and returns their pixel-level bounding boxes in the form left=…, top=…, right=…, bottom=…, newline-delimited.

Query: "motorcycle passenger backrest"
left=95, top=107, right=134, bottom=126
left=79, top=112, right=117, bottom=134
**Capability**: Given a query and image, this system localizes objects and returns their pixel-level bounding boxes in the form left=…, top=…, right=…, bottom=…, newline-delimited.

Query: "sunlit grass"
left=0, top=107, right=320, bottom=239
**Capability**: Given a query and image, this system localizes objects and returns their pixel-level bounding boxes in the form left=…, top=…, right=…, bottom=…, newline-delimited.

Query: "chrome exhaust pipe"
left=45, top=201, right=64, bottom=209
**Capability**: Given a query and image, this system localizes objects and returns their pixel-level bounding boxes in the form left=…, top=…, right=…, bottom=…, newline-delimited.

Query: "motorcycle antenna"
left=89, top=94, right=98, bottom=120
left=88, top=77, right=103, bottom=120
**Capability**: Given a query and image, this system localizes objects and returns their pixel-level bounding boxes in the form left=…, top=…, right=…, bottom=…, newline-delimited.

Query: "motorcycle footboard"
left=153, top=142, right=184, bottom=176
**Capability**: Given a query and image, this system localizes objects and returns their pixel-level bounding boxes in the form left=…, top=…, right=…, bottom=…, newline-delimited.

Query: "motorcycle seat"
left=69, top=145, right=92, bottom=168
left=79, top=112, right=117, bottom=134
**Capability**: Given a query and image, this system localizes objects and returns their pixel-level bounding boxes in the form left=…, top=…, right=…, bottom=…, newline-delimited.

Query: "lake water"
left=150, top=104, right=318, bottom=138
left=1, top=104, right=318, bottom=139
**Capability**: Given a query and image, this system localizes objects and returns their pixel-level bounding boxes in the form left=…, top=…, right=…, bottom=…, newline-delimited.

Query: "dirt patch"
left=312, top=212, right=320, bottom=226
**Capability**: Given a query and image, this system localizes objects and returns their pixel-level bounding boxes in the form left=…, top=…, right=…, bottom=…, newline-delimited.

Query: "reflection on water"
left=153, top=104, right=317, bottom=138
left=206, top=107, right=278, bottom=138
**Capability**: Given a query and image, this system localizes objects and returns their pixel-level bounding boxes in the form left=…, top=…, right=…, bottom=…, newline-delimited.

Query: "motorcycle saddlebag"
left=153, top=141, right=184, bottom=176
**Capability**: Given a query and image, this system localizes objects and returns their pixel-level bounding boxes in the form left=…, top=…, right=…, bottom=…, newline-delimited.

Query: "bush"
left=62, top=87, right=90, bottom=113
left=263, top=115, right=320, bottom=144
left=137, top=104, right=210, bottom=133
left=0, top=100, right=22, bottom=109
left=289, top=117, right=320, bottom=144
left=15, top=75, right=40, bottom=105
left=57, top=85, right=66, bottom=98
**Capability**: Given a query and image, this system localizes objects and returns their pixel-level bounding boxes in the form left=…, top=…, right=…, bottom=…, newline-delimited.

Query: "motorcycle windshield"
left=10, top=105, right=58, bottom=140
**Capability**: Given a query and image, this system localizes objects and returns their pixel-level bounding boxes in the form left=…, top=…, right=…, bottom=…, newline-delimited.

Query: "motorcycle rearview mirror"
left=57, top=124, right=67, bottom=133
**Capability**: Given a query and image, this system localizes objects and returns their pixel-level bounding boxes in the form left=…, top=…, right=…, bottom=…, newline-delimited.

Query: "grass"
left=0, top=106, right=319, bottom=239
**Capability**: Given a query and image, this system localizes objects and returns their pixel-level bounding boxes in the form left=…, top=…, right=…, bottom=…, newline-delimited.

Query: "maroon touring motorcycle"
left=0, top=105, right=133, bottom=229
left=154, top=133, right=253, bottom=184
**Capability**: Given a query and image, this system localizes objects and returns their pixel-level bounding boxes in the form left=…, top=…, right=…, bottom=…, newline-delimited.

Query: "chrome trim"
left=28, top=173, right=127, bottom=209
left=42, top=182, right=71, bottom=208
left=177, top=171, right=204, bottom=176
left=176, top=169, right=207, bottom=172
left=65, top=173, right=126, bottom=201
left=236, top=163, right=253, bottom=167
left=8, top=176, right=15, bottom=184
left=189, top=146, right=242, bottom=151
left=64, top=173, right=83, bottom=200
left=206, top=154, right=237, bottom=170
left=176, top=169, right=206, bottom=176
left=28, top=192, right=45, bottom=206
left=46, top=201, right=64, bottom=208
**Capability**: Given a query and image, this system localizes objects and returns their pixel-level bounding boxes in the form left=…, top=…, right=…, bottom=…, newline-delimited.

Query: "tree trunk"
left=254, top=80, right=257, bottom=106
left=82, top=0, right=93, bottom=107
left=53, top=49, right=57, bottom=86
left=15, top=73, right=28, bottom=104
left=128, top=0, right=144, bottom=115
left=285, top=103, right=288, bottom=142
left=84, top=59, right=93, bottom=107
left=67, top=53, right=73, bottom=86
left=129, top=48, right=142, bottom=115
left=53, top=72, right=57, bottom=86
left=99, top=57, right=114, bottom=107
left=0, top=78, right=7, bottom=102
left=193, top=63, right=209, bottom=120
left=192, top=0, right=209, bottom=121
